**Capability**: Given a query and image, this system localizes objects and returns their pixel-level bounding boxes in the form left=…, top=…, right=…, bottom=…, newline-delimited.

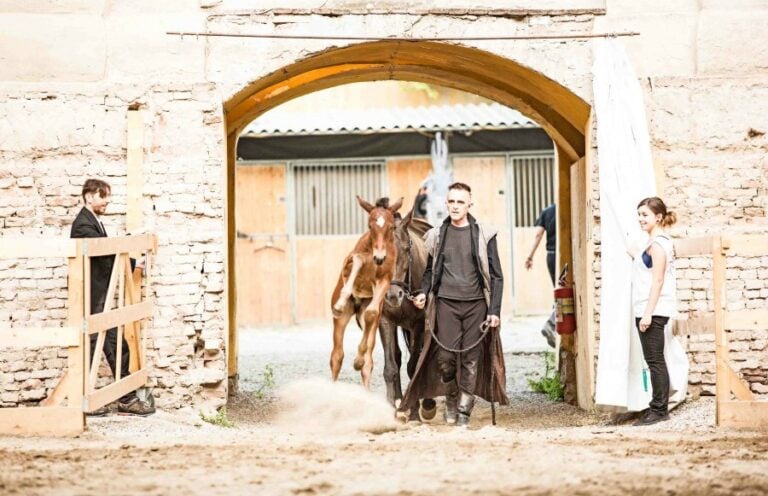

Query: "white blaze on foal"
left=376, top=215, right=385, bottom=228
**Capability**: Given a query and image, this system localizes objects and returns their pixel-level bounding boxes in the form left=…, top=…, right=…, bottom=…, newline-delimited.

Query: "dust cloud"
left=271, top=378, right=398, bottom=435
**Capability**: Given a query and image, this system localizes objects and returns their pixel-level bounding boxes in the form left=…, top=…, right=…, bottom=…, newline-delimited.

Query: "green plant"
left=527, top=351, right=564, bottom=401
left=200, top=407, right=235, bottom=428
left=253, top=364, right=275, bottom=400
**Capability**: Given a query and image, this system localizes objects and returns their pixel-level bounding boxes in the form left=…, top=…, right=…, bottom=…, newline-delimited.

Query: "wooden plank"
left=385, top=158, right=432, bottom=215
left=86, top=369, right=148, bottom=412
left=674, top=309, right=768, bottom=335
left=723, top=361, right=755, bottom=401
left=673, top=314, right=715, bottom=335
left=39, top=371, right=70, bottom=407
left=236, top=164, right=287, bottom=234
left=0, top=407, right=83, bottom=437
left=87, top=301, right=153, bottom=334
left=719, top=401, right=768, bottom=430
left=83, top=244, right=92, bottom=401
left=726, top=234, right=768, bottom=257
left=674, top=236, right=716, bottom=258
left=0, top=327, right=80, bottom=348
left=126, top=109, right=144, bottom=235
left=85, top=234, right=155, bottom=257
left=124, top=262, right=142, bottom=373
left=227, top=131, right=238, bottom=380
left=726, top=309, right=768, bottom=330
left=0, top=238, right=77, bottom=259
left=713, top=236, right=728, bottom=425
left=66, top=249, right=85, bottom=408
left=571, top=156, right=595, bottom=410
left=235, top=164, right=291, bottom=327
left=101, top=252, right=122, bottom=315
left=88, top=330, right=105, bottom=392
left=115, top=253, right=126, bottom=381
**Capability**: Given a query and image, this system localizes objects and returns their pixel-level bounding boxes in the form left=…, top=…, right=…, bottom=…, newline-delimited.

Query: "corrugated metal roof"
left=242, top=102, right=538, bottom=137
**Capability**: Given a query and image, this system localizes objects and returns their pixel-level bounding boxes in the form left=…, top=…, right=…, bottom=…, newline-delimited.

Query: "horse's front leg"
left=378, top=317, right=402, bottom=406
left=332, top=255, right=363, bottom=317
left=357, top=279, right=389, bottom=389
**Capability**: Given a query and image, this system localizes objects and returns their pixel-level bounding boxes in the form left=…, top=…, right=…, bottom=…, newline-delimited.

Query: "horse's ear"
left=389, top=197, right=404, bottom=214
left=356, top=195, right=374, bottom=213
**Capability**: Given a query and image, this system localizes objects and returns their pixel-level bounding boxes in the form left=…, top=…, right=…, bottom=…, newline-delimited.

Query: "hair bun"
left=663, top=210, right=678, bottom=227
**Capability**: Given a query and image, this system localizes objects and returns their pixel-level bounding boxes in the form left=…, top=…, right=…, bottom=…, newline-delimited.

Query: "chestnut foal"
left=330, top=196, right=403, bottom=389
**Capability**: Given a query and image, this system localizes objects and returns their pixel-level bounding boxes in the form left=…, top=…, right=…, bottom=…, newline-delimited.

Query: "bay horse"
left=379, top=205, right=437, bottom=422
left=330, top=196, right=403, bottom=389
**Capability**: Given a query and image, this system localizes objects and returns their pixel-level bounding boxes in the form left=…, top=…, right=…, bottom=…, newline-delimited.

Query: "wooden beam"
left=88, top=329, right=106, bottom=392
left=726, top=234, right=768, bottom=257
left=66, top=247, right=85, bottom=408
left=0, top=238, right=77, bottom=259
left=124, top=261, right=142, bottom=372
left=713, top=236, right=728, bottom=425
left=227, top=131, right=239, bottom=381
left=87, top=301, right=153, bottom=334
left=0, top=407, right=83, bottom=437
left=85, top=234, right=156, bottom=257
left=674, top=236, right=715, bottom=258
left=0, top=327, right=80, bottom=348
left=718, top=401, right=768, bottom=430
left=674, top=309, right=768, bottom=335
left=726, top=309, right=768, bottom=331
left=722, top=362, right=754, bottom=401
left=86, top=369, right=148, bottom=412
left=126, top=109, right=144, bottom=235
left=39, top=371, right=70, bottom=407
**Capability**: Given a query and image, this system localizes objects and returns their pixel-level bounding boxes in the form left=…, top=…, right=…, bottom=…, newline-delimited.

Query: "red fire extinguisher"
left=554, top=263, right=576, bottom=335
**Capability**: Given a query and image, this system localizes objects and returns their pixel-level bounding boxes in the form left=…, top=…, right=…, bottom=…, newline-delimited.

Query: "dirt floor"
left=2, top=317, right=767, bottom=495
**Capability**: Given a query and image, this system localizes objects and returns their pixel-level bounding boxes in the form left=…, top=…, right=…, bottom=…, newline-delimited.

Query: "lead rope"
left=429, top=320, right=490, bottom=354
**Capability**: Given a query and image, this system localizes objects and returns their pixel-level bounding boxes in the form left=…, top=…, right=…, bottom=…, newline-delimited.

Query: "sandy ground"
left=2, top=316, right=767, bottom=495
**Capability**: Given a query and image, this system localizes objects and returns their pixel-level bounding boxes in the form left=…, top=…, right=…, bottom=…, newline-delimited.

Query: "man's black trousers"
left=435, top=297, right=487, bottom=395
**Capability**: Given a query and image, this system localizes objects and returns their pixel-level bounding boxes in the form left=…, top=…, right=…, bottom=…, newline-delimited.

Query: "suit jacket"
left=71, top=207, right=113, bottom=314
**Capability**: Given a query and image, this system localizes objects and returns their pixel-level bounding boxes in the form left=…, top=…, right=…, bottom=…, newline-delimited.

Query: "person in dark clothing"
left=525, top=204, right=557, bottom=347
left=413, top=185, right=429, bottom=220
left=71, top=178, right=154, bottom=417
left=413, top=182, right=504, bottom=427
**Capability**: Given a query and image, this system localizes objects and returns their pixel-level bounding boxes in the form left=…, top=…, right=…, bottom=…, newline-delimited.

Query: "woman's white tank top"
left=631, top=234, right=677, bottom=318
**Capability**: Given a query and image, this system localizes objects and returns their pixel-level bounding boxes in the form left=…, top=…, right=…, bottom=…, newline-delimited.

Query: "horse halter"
left=390, top=231, right=415, bottom=300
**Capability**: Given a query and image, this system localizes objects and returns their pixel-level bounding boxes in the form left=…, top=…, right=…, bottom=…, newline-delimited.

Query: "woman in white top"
left=631, top=197, right=678, bottom=426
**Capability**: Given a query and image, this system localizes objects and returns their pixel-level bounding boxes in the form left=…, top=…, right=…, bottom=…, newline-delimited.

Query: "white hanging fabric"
left=426, top=132, right=451, bottom=226
left=592, top=38, right=689, bottom=411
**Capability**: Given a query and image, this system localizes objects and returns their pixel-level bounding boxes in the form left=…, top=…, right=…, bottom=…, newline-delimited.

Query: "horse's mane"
left=400, top=189, right=432, bottom=239
left=375, top=197, right=390, bottom=208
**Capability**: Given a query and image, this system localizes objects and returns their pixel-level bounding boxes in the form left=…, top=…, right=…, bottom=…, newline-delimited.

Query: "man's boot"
left=456, top=391, right=475, bottom=428
left=442, top=379, right=458, bottom=425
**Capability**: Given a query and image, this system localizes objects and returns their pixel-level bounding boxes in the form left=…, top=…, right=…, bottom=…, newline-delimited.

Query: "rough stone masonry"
left=1, top=0, right=767, bottom=410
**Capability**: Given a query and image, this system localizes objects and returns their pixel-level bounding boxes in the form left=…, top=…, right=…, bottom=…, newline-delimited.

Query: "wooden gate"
left=0, top=235, right=156, bottom=436
left=675, top=234, right=768, bottom=428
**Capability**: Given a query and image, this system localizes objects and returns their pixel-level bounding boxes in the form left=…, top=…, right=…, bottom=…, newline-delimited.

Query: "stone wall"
left=1, top=0, right=767, bottom=409
left=0, top=83, right=228, bottom=409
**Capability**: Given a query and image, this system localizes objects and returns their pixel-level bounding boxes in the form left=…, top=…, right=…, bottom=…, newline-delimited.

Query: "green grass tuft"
left=527, top=351, right=564, bottom=402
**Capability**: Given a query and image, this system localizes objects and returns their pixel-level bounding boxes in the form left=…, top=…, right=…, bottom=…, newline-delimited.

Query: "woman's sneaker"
left=633, top=410, right=669, bottom=426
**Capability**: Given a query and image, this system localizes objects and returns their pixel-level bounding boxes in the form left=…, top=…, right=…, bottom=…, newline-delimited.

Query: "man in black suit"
left=71, top=178, right=154, bottom=416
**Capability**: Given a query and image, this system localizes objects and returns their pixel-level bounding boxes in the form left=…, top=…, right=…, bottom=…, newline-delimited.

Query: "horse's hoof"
left=353, top=357, right=364, bottom=371
left=420, top=403, right=437, bottom=421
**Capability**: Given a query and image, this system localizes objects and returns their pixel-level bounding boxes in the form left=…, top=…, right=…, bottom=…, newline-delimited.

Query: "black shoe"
left=633, top=410, right=669, bottom=426
left=541, top=326, right=556, bottom=348
left=117, top=397, right=156, bottom=417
